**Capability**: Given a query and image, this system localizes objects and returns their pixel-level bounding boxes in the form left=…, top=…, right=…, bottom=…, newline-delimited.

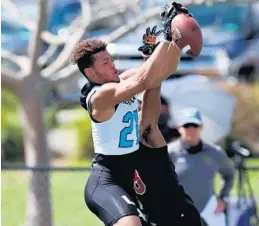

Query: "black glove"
left=160, top=2, right=192, bottom=42
left=138, top=25, right=163, bottom=56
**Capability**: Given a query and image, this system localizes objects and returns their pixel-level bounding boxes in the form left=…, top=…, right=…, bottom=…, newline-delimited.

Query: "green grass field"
left=2, top=159, right=259, bottom=226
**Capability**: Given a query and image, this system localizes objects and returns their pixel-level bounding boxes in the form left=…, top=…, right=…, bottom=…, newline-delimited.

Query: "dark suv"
left=190, top=1, right=259, bottom=81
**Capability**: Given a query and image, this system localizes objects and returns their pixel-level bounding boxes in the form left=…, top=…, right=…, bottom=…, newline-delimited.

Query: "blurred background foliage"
left=1, top=89, right=24, bottom=161
left=230, top=82, right=259, bottom=151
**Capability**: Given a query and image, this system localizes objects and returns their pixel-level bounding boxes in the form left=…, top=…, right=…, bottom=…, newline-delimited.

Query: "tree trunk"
left=19, top=75, right=52, bottom=226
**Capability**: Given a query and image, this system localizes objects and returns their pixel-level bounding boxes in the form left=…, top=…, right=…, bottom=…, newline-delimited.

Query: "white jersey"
left=86, top=87, right=139, bottom=155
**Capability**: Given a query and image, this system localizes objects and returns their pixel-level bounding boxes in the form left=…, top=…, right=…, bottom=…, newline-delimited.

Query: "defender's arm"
left=139, top=86, right=167, bottom=148
left=91, top=41, right=180, bottom=111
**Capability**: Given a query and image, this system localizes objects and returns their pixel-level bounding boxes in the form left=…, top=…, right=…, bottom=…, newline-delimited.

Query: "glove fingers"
left=172, top=2, right=182, bottom=9
left=143, top=46, right=152, bottom=55
left=168, top=5, right=175, bottom=17
left=138, top=46, right=146, bottom=52
left=142, top=34, right=147, bottom=42
left=181, top=7, right=188, bottom=13
left=138, top=46, right=144, bottom=51
left=161, top=4, right=169, bottom=18
left=146, top=27, right=151, bottom=36
left=160, top=11, right=165, bottom=19
left=151, top=25, right=157, bottom=35
left=172, top=2, right=189, bottom=14
left=160, top=1, right=191, bottom=42
left=156, top=29, right=163, bottom=36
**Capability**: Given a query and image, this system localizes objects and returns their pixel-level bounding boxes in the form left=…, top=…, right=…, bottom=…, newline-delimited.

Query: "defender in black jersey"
left=134, top=24, right=202, bottom=226
left=135, top=89, right=202, bottom=226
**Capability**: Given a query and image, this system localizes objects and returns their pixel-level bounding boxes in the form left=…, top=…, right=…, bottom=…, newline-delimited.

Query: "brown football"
left=171, top=13, right=203, bottom=57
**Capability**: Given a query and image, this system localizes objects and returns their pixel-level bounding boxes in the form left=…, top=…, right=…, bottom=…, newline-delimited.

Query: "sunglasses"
left=183, top=123, right=200, bottom=128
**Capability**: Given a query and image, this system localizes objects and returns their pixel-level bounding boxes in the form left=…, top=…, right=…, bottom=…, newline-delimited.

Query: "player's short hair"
left=71, top=39, right=107, bottom=77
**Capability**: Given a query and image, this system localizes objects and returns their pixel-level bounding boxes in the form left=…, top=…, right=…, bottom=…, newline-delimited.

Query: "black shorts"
left=84, top=152, right=149, bottom=226
left=134, top=143, right=202, bottom=226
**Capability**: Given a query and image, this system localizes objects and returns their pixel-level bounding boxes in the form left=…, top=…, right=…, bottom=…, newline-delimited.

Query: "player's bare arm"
left=91, top=2, right=202, bottom=118
left=139, top=86, right=167, bottom=148
left=137, top=26, right=167, bottom=148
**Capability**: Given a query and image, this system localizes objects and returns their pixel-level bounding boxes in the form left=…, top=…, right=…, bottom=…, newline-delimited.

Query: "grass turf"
left=2, top=159, right=259, bottom=226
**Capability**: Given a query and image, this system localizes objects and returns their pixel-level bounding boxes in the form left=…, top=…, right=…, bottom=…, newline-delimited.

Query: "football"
left=171, top=13, right=203, bottom=57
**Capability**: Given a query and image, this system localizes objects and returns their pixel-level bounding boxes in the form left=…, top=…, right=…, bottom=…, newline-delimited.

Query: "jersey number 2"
left=119, top=110, right=139, bottom=147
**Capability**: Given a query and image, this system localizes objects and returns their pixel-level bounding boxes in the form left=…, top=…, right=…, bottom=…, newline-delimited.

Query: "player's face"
left=178, top=123, right=202, bottom=145
left=92, top=50, right=119, bottom=83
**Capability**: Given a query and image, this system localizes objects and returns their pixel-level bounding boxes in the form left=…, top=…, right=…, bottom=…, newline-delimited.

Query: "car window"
left=1, top=21, right=29, bottom=36
left=1, top=2, right=35, bottom=38
left=189, top=3, right=249, bottom=33
left=251, top=3, right=259, bottom=32
left=50, top=2, right=81, bottom=34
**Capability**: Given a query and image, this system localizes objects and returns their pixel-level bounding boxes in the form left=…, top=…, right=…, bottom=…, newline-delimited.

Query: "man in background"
left=168, top=107, right=235, bottom=226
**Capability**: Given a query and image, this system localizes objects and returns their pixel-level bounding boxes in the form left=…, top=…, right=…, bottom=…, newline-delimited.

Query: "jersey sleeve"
left=85, top=88, right=98, bottom=110
left=80, top=83, right=100, bottom=122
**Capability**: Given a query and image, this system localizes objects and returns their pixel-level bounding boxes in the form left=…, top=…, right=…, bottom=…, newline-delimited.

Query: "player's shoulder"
left=81, top=82, right=101, bottom=96
left=203, top=141, right=225, bottom=157
left=80, top=82, right=102, bottom=111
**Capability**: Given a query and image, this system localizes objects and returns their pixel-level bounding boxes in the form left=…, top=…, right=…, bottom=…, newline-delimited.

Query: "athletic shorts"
left=84, top=152, right=150, bottom=226
left=134, top=143, right=203, bottom=226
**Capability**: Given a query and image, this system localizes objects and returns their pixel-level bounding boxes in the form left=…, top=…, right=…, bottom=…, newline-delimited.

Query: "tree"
left=1, top=0, right=161, bottom=225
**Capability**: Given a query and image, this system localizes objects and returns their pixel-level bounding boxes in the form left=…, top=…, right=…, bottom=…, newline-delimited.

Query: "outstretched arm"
left=138, top=26, right=167, bottom=148
left=92, top=39, right=180, bottom=110
left=92, top=2, right=192, bottom=111
left=139, top=86, right=167, bottom=148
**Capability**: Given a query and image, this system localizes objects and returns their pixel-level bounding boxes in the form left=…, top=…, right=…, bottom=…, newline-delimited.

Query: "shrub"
left=1, top=89, right=62, bottom=162
left=73, top=116, right=94, bottom=159
left=225, top=81, right=259, bottom=154
left=59, top=109, right=94, bottom=162
left=1, top=89, right=24, bottom=162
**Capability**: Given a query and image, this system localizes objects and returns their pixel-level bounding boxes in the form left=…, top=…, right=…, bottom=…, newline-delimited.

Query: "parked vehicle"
left=190, top=1, right=259, bottom=81
left=227, top=37, right=259, bottom=82
left=1, top=0, right=80, bottom=55
left=107, top=1, right=259, bottom=81
left=1, top=0, right=138, bottom=56
left=1, top=3, right=35, bottom=55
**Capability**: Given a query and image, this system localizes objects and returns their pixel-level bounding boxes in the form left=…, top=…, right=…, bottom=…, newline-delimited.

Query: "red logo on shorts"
left=133, top=170, right=146, bottom=195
